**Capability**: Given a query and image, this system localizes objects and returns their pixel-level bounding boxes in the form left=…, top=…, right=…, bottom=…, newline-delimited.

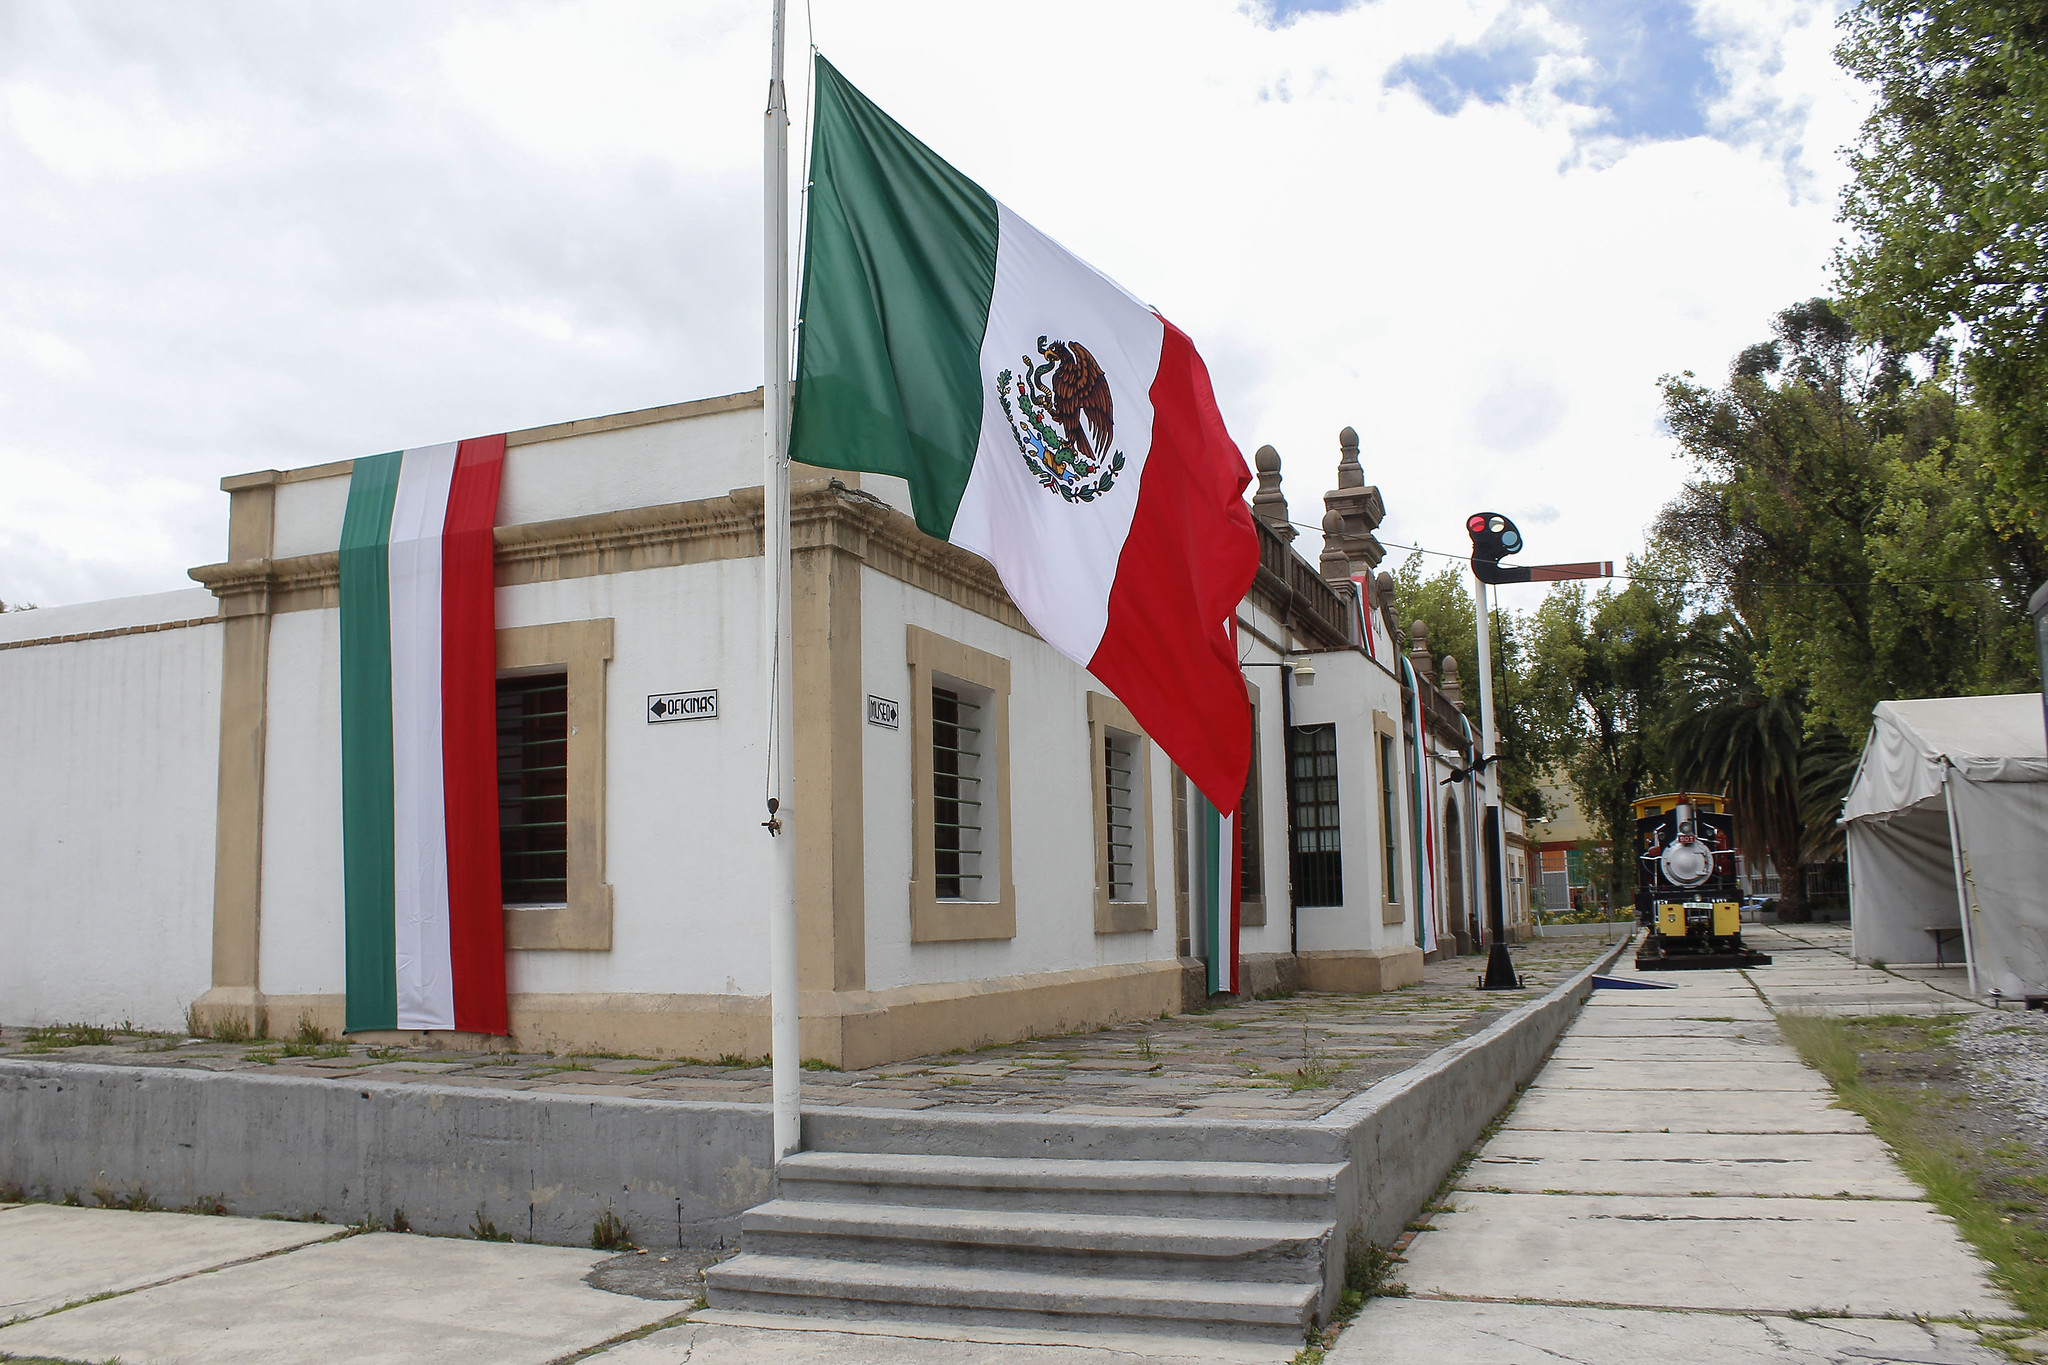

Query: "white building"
left=2, top=392, right=1496, bottom=1067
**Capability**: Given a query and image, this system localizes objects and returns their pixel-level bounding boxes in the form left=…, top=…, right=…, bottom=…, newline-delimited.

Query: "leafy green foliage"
left=1836, top=0, right=2048, bottom=544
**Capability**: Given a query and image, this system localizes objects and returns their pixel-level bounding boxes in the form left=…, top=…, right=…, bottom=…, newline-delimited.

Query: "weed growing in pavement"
left=22, top=1022, right=115, bottom=1052
left=94, top=1187, right=161, bottom=1212
left=800, top=1058, right=843, bottom=1072
left=182, top=1003, right=260, bottom=1043
left=179, top=1195, right=229, bottom=1216
left=714, top=1054, right=760, bottom=1069
left=525, top=1061, right=594, bottom=1079
left=0, top=1182, right=25, bottom=1203
left=390, top=1208, right=411, bottom=1233
left=1136, top=1032, right=1155, bottom=1062
left=365, top=1046, right=403, bottom=1060
left=1290, top=1025, right=1339, bottom=1091
left=470, top=1207, right=512, bottom=1242
left=590, top=1208, right=632, bottom=1251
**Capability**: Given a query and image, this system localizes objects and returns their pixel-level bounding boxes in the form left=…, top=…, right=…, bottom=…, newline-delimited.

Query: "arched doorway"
left=1444, top=797, right=1467, bottom=954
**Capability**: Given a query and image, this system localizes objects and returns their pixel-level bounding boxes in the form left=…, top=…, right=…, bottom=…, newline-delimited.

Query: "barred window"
left=1289, top=724, right=1342, bottom=907
left=1240, top=722, right=1264, bottom=902
left=932, top=684, right=987, bottom=901
left=497, top=671, right=568, bottom=906
left=1378, top=731, right=1402, bottom=907
left=1103, top=730, right=1140, bottom=902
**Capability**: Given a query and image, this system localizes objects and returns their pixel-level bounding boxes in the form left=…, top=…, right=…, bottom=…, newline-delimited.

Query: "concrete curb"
left=0, top=939, right=1627, bottom=1271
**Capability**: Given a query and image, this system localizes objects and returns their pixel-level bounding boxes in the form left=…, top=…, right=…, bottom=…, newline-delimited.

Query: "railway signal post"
left=1465, top=512, right=1614, bottom=991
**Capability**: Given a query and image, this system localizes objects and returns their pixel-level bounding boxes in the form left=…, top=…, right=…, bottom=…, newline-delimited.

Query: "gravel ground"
left=1953, top=1009, right=2048, bottom=1150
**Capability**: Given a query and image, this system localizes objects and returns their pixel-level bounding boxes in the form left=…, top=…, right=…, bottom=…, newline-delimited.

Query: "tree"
left=1522, top=559, right=1690, bottom=908
left=1657, top=298, right=2037, bottom=735
left=1386, top=552, right=1569, bottom=816
left=1835, top=0, right=2048, bottom=542
left=1663, top=615, right=1815, bottom=922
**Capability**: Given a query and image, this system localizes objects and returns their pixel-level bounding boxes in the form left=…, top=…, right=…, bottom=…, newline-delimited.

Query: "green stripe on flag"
left=340, top=450, right=402, bottom=1033
left=1204, top=802, right=1225, bottom=996
left=788, top=54, right=1001, bottom=541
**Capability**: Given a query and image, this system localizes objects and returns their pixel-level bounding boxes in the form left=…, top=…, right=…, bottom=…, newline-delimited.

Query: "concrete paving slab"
left=0, top=1231, right=682, bottom=1364
left=1561, top=1017, right=1781, bottom=1039
left=1397, top=1192, right=2009, bottom=1317
left=0, top=1205, right=341, bottom=1323
left=1547, top=1038, right=1803, bottom=1063
left=1532, top=1059, right=1819, bottom=1091
left=1330, top=1299, right=2010, bottom=1364
left=598, top=1311, right=1298, bottom=1364
left=1506, top=1087, right=1866, bottom=1133
left=1578, top=1004, right=1775, bottom=1020
left=1464, top=1130, right=1921, bottom=1198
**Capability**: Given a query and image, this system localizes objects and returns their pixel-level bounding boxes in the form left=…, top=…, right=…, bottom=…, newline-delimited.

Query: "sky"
left=0, top=0, right=1868, bottom=613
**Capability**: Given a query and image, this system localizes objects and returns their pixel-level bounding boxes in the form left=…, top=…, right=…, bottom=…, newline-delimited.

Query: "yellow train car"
left=1631, top=792, right=1770, bottom=971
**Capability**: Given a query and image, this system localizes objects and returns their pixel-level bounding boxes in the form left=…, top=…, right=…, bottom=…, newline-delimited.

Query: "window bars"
left=497, top=672, right=570, bottom=905
left=1104, top=731, right=1139, bottom=902
left=1289, top=724, right=1343, bottom=907
left=1378, top=732, right=1402, bottom=906
left=1240, top=726, right=1263, bottom=901
left=932, top=685, right=985, bottom=900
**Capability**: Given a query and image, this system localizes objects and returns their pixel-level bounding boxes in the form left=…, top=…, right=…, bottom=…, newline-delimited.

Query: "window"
left=495, top=618, right=614, bottom=950
left=498, top=672, right=568, bottom=905
left=1104, top=733, right=1139, bottom=900
left=1088, top=691, right=1155, bottom=933
left=1239, top=682, right=1265, bottom=927
left=907, top=626, right=1014, bottom=942
left=1289, top=724, right=1342, bottom=907
left=1377, top=728, right=1403, bottom=923
left=932, top=685, right=986, bottom=901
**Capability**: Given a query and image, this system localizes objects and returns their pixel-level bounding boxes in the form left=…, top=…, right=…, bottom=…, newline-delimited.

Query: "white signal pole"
left=761, top=0, right=800, bottom=1159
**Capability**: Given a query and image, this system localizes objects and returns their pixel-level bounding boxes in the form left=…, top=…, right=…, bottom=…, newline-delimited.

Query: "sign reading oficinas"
left=866, top=695, right=899, bottom=730
left=648, top=690, right=717, bottom=723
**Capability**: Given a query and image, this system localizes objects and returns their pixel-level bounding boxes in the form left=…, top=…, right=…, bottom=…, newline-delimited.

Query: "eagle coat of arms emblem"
left=996, top=336, right=1126, bottom=503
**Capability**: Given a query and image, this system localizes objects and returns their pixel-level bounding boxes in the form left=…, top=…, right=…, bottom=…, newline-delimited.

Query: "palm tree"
left=1664, top=616, right=1811, bottom=921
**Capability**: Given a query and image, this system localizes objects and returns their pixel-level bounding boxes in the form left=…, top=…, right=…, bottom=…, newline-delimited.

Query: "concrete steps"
left=704, top=1152, right=1343, bottom=1343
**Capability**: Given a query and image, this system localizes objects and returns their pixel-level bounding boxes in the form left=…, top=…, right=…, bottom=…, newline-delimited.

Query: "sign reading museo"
left=648, top=690, right=717, bottom=723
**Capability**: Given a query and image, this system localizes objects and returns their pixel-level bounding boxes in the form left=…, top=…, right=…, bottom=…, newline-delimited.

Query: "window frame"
left=907, top=625, right=1015, bottom=942
left=495, top=618, right=614, bottom=950
left=1088, top=690, right=1156, bottom=935
left=1239, top=679, right=1266, bottom=928
left=1288, top=722, right=1343, bottom=908
left=1374, top=709, right=1404, bottom=926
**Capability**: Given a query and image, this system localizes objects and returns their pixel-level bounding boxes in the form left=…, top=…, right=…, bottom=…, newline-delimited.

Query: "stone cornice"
left=186, top=477, right=1034, bottom=636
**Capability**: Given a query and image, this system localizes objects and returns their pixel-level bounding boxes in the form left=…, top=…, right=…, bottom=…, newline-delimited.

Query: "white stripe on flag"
left=951, top=203, right=1163, bottom=666
left=387, top=442, right=459, bottom=1032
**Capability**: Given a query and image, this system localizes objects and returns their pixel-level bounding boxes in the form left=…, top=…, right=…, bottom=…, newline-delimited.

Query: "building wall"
left=859, top=567, right=1179, bottom=994
left=0, top=590, right=223, bottom=1030
left=1286, top=649, right=1421, bottom=988
left=253, top=558, right=771, bottom=1004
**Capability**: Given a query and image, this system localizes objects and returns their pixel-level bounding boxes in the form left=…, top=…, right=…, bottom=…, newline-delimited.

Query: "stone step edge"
left=779, top=1151, right=1346, bottom=1195
left=743, top=1199, right=1334, bottom=1256
left=706, top=1252, right=1319, bottom=1325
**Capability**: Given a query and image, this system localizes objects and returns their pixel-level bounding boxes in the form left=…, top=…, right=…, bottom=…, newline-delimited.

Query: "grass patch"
left=590, top=1207, right=632, bottom=1250
left=21, top=1022, right=115, bottom=1052
left=800, top=1058, right=844, bottom=1072
left=525, top=1062, right=594, bottom=1079
left=469, top=1207, right=512, bottom=1242
left=1779, top=1011, right=2046, bottom=1329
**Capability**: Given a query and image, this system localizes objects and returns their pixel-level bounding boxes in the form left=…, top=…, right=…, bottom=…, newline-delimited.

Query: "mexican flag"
left=790, top=56, right=1259, bottom=815
left=338, top=436, right=509, bottom=1035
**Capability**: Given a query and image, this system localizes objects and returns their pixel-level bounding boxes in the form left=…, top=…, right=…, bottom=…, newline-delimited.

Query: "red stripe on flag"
left=441, top=434, right=508, bottom=1035
left=1087, top=320, right=1259, bottom=816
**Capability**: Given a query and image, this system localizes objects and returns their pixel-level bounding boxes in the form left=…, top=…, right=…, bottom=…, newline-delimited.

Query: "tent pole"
left=1942, top=767, right=1980, bottom=1001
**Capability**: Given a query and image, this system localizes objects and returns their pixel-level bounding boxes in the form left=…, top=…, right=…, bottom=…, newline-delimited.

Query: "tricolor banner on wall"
left=339, top=436, right=509, bottom=1035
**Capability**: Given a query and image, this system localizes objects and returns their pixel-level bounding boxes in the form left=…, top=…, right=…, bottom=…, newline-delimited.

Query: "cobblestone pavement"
left=0, top=938, right=1613, bottom=1121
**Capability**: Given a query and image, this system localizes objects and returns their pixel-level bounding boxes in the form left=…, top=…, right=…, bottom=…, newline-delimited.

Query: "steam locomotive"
left=1631, top=792, right=1772, bottom=971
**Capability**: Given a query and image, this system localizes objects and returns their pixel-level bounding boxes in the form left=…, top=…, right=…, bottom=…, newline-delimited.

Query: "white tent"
left=1843, top=693, right=2048, bottom=999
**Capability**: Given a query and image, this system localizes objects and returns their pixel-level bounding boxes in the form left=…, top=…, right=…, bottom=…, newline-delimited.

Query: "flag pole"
left=761, top=0, right=800, bottom=1159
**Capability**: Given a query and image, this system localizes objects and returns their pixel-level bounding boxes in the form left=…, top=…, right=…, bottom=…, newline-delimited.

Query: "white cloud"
left=0, top=0, right=1867, bottom=611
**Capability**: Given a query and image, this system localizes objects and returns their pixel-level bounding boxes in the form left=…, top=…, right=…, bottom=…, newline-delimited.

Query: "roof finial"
left=1251, top=444, right=1295, bottom=542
